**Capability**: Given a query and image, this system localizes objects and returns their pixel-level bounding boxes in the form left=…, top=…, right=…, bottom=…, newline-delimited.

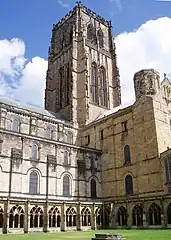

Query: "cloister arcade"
left=0, top=201, right=171, bottom=233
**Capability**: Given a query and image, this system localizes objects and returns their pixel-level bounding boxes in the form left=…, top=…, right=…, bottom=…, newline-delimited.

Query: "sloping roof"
left=93, top=100, right=135, bottom=122
left=0, top=97, right=66, bottom=121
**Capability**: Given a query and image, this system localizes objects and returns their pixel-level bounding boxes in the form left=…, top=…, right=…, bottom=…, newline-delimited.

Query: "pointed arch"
left=149, top=203, right=161, bottom=225
left=125, top=174, right=133, bottom=196
left=81, top=207, right=91, bottom=226
left=132, top=205, right=143, bottom=226
left=66, top=207, right=76, bottom=227
left=100, top=66, right=107, bottom=107
left=12, top=118, right=20, bottom=132
left=95, top=207, right=102, bottom=227
left=48, top=207, right=61, bottom=228
left=97, top=28, right=104, bottom=48
left=117, top=206, right=127, bottom=226
left=9, top=205, right=24, bottom=229
left=87, top=23, right=97, bottom=44
left=90, top=178, right=97, bottom=199
left=29, top=171, right=39, bottom=194
left=30, top=206, right=43, bottom=228
left=63, top=174, right=71, bottom=197
left=124, top=145, right=131, bottom=163
left=91, top=62, right=98, bottom=104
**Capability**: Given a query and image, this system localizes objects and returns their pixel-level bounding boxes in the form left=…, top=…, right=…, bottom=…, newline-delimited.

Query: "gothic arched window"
left=59, top=67, right=64, bottom=108
left=100, top=66, right=107, bottom=107
left=149, top=203, right=161, bottom=225
left=132, top=205, right=143, bottom=226
left=12, top=119, right=20, bottom=132
left=9, top=206, right=24, bottom=229
left=45, top=126, right=52, bottom=139
left=125, top=174, right=133, bottom=196
left=124, top=145, right=131, bottom=164
left=48, top=207, right=61, bottom=228
left=29, top=171, right=38, bottom=194
left=90, top=179, right=97, bottom=198
left=31, top=144, right=38, bottom=160
left=97, top=28, right=104, bottom=48
left=81, top=207, right=91, bottom=227
left=30, top=207, right=43, bottom=228
left=117, top=206, right=127, bottom=226
left=91, top=62, right=98, bottom=104
left=87, top=23, right=97, bottom=44
left=63, top=175, right=70, bottom=197
left=66, top=207, right=76, bottom=227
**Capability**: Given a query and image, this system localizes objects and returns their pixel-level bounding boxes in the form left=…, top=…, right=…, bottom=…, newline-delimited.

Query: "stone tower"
left=45, top=2, right=121, bottom=127
left=133, top=69, right=161, bottom=100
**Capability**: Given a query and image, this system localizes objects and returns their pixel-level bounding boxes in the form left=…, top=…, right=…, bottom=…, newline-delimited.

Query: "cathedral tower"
left=45, top=2, right=121, bottom=126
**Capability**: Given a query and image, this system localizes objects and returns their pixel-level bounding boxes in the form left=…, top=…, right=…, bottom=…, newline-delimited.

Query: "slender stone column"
left=76, top=202, right=81, bottom=231
left=3, top=199, right=9, bottom=234
left=24, top=201, right=29, bottom=233
left=126, top=204, right=132, bottom=229
left=142, top=202, right=148, bottom=228
left=61, top=202, right=66, bottom=231
left=91, top=203, right=95, bottom=230
left=43, top=201, right=48, bottom=232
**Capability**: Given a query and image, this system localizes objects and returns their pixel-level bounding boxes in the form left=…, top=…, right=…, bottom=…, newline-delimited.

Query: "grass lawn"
left=0, top=230, right=171, bottom=240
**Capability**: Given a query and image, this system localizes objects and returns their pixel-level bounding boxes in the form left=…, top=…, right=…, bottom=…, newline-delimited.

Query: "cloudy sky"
left=0, top=0, right=171, bottom=107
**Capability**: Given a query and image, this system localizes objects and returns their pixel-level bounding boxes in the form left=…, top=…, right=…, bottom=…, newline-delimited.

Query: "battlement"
left=52, top=1, right=111, bottom=32
left=134, top=68, right=171, bottom=103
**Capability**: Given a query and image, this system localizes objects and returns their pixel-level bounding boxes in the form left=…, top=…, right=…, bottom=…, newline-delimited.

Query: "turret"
left=133, top=69, right=160, bottom=100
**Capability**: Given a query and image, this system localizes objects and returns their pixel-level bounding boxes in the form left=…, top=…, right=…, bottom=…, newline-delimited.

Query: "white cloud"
left=115, top=17, right=171, bottom=105
left=0, top=38, right=47, bottom=107
left=0, top=17, right=171, bottom=109
left=110, top=0, right=123, bottom=11
left=57, top=0, right=70, bottom=8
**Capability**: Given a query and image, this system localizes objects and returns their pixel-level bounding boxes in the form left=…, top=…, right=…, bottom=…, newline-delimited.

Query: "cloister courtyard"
left=0, top=230, right=171, bottom=240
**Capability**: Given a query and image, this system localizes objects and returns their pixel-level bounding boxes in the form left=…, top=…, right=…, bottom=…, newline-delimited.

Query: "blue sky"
left=0, top=0, right=171, bottom=107
left=0, top=0, right=171, bottom=60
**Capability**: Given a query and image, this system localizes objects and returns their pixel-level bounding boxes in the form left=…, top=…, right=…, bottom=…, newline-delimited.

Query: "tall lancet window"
left=59, top=67, right=64, bottom=108
left=100, top=66, right=107, bottom=107
left=97, top=28, right=104, bottom=48
left=91, top=62, right=98, bottom=104
left=65, top=63, right=70, bottom=105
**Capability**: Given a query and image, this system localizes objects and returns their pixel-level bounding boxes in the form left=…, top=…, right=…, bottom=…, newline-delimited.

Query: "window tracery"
left=48, top=207, right=61, bottom=228
left=97, top=28, right=104, bottom=48
left=87, top=23, right=97, bottom=45
left=81, top=207, right=91, bottom=226
left=30, top=206, right=43, bottom=228
left=66, top=207, right=76, bottom=227
left=9, top=206, right=24, bottom=229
